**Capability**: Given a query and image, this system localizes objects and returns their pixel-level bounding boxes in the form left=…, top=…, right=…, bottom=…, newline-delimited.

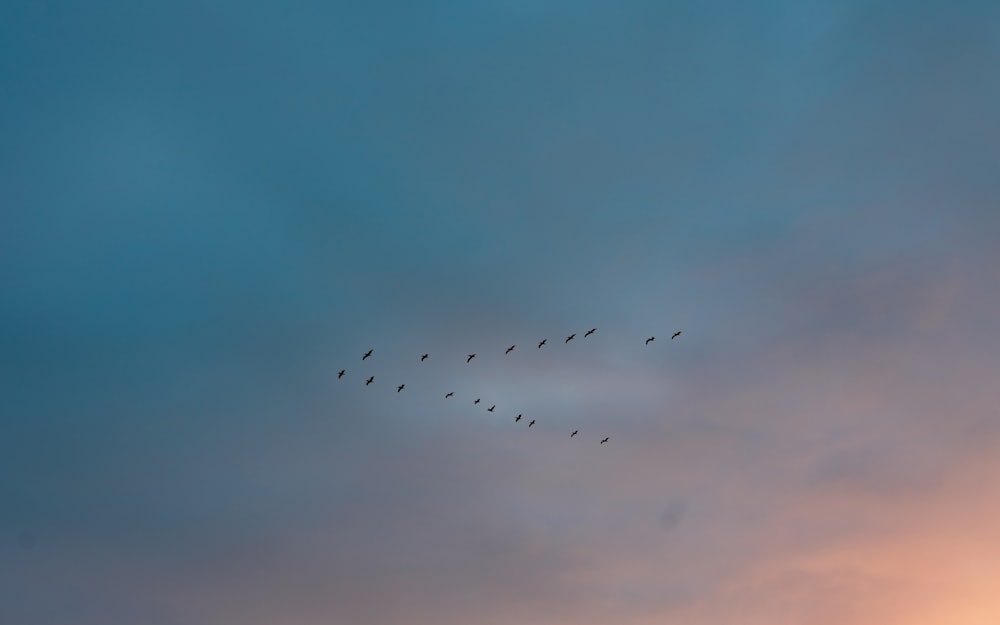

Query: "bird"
left=337, top=369, right=345, bottom=379
left=487, top=405, right=495, bottom=412
left=505, top=345, right=515, bottom=354
left=467, top=353, right=476, bottom=363
left=515, top=414, right=522, bottom=422
left=565, top=333, right=576, bottom=343
left=528, top=420, right=536, bottom=427
left=584, top=328, right=596, bottom=337
left=365, top=376, right=374, bottom=386
left=421, top=353, right=429, bottom=361
left=363, top=349, right=373, bottom=360
left=537, top=339, right=547, bottom=348
left=645, top=336, right=655, bottom=345
left=672, top=331, right=682, bottom=339
left=600, top=437, right=609, bottom=444
left=474, top=398, right=480, bottom=405
left=397, top=384, right=405, bottom=393
left=571, top=430, right=578, bottom=437
left=445, top=392, right=454, bottom=398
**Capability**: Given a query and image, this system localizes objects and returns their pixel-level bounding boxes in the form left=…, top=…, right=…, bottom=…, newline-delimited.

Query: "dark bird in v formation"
left=487, top=405, right=495, bottom=412
left=565, top=333, right=576, bottom=343
left=397, top=384, right=405, bottom=392
left=537, top=339, right=547, bottom=348
left=528, top=419, right=536, bottom=427
left=467, top=353, right=476, bottom=363
left=571, top=430, right=578, bottom=437
left=363, top=349, right=373, bottom=360
left=672, top=331, right=682, bottom=339
left=584, top=328, right=596, bottom=337
left=338, top=369, right=345, bottom=379
left=474, top=398, right=480, bottom=405
left=421, top=353, right=429, bottom=361
left=505, top=345, right=515, bottom=354
left=600, top=437, right=609, bottom=444
left=445, top=392, right=454, bottom=398
left=366, top=376, right=374, bottom=386
left=515, top=414, right=522, bottom=422
left=645, top=337, right=655, bottom=345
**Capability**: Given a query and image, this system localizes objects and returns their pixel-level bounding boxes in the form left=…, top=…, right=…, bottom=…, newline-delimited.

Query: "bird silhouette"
left=397, top=384, right=405, bottom=392
left=537, top=339, right=547, bottom=348
left=645, top=336, right=655, bottom=345
left=467, top=353, right=476, bottom=363
left=474, top=398, right=480, bottom=405
left=515, top=414, right=522, bottom=422
left=445, top=392, right=454, bottom=398
left=337, top=369, right=345, bottom=379
left=365, top=376, right=374, bottom=386
left=487, top=405, right=495, bottom=412
left=505, top=345, right=515, bottom=354
left=600, top=437, right=609, bottom=444
left=571, top=430, right=578, bottom=437
left=363, top=349, right=373, bottom=360
left=528, top=420, right=536, bottom=427
left=672, top=331, right=682, bottom=339
left=584, top=328, right=596, bottom=337
left=565, top=333, right=576, bottom=343
left=421, top=353, right=429, bottom=361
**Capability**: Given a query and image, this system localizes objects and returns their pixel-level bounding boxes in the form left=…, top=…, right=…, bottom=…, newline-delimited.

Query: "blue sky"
left=3, top=2, right=1000, bottom=623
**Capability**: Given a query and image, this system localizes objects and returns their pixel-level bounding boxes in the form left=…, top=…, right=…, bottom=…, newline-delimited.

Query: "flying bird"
left=362, top=349, right=373, bottom=360
left=528, top=420, right=536, bottom=427
left=645, top=336, right=655, bottom=345
left=487, top=405, right=495, bottom=412
left=337, top=369, right=345, bottom=379
left=421, top=353, right=429, bottom=361
left=672, top=331, right=682, bottom=339
left=565, top=333, right=576, bottom=343
left=515, top=414, right=522, bottom=422
left=474, top=398, right=480, bottom=405
left=505, top=345, right=515, bottom=354
left=571, top=430, right=578, bottom=437
left=584, top=328, right=596, bottom=337
left=467, top=353, right=476, bottom=363
left=397, top=384, right=405, bottom=393
left=365, top=376, right=374, bottom=386
left=445, top=392, right=454, bottom=398
left=537, top=339, right=547, bottom=348
left=600, top=437, right=609, bottom=444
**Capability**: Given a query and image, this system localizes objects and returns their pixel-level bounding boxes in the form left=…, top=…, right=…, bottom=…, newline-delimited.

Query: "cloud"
left=2, top=1, right=999, bottom=623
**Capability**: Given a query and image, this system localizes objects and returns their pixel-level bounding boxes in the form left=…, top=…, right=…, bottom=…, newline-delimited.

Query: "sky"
left=2, top=1, right=999, bottom=623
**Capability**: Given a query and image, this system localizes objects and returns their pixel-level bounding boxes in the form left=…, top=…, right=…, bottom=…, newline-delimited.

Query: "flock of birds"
left=338, top=328, right=682, bottom=444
